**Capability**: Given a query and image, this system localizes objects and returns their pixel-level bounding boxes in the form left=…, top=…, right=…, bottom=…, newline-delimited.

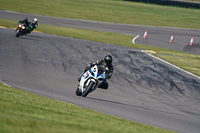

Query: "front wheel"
left=15, top=29, right=20, bottom=37
left=75, top=88, right=82, bottom=96
left=82, top=81, right=95, bottom=97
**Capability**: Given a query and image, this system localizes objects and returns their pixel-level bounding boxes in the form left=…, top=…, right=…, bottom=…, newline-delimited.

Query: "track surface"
left=1, top=28, right=200, bottom=133
left=0, top=10, right=200, bottom=55
left=1, top=10, right=200, bottom=133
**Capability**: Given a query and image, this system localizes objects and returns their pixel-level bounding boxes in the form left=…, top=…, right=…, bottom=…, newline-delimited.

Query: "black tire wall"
left=124, top=0, right=200, bottom=9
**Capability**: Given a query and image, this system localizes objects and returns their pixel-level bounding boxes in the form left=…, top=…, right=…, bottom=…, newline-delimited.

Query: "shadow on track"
left=86, top=96, right=188, bottom=115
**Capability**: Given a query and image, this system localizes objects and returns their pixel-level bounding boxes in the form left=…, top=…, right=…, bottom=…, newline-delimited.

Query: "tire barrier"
left=124, top=0, right=200, bottom=9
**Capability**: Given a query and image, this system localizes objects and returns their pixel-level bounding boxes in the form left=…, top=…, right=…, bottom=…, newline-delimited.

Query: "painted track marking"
left=142, top=50, right=200, bottom=80
left=132, top=35, right=139, bottom=44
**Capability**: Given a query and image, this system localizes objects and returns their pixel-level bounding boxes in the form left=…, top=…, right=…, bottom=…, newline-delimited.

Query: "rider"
left=18, top=17, right=29, bottom=26
left=30, top=18, right=38, bottom=29
left=18, top=17, right=30, bottom=34
left=78, top=55, right=114, bottom=89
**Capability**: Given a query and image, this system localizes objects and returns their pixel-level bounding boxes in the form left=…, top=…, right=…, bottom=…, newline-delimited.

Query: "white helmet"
left=33, top=18, right=38, bottom=22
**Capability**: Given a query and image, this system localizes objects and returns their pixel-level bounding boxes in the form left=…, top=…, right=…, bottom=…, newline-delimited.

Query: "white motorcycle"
left=76, top=64, right=106, bottom=97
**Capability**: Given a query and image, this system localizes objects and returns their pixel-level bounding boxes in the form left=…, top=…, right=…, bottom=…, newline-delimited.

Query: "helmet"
left=23, top=17, right=28, bottom=22
left=33, top=18, right=38, bottom=22
left=104, top=55, right=113, bottom=66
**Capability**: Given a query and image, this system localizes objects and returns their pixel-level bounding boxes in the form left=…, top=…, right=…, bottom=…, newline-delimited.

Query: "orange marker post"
left=143, top=30, right=147, bottom=39
left=170, top=35, right=173, bottom=43
left=189, top=37, right=193, bottom=46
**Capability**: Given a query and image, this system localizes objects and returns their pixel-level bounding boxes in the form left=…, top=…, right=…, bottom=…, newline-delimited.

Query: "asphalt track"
left=0, top=10, right=200, bottom=55
left=1, top=10, right=200, bottom=133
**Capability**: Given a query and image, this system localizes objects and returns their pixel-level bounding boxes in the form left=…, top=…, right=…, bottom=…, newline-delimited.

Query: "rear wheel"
left=82, top=81, right=95, bottom=97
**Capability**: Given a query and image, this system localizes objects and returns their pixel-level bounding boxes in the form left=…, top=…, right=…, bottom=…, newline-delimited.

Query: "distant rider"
left=17, top=17, right=30, bottom=34
left=78, top=55, right=114, bottom=89
left=18, top=17, right=29, bottom=26
left=30, top=18, right=38, bottom=30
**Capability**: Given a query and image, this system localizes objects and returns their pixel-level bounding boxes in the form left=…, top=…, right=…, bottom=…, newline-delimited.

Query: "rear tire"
left=82, top=81, right=95, bottom=97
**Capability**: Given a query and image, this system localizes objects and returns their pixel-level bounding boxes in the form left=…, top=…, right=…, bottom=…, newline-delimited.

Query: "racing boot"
left=98, top=80, right=108, bottom=89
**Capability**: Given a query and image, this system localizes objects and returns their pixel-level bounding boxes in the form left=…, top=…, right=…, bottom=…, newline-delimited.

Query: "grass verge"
left=0, top=83, right=175, bottom=133
left=1, top=18, right=200, bottom=77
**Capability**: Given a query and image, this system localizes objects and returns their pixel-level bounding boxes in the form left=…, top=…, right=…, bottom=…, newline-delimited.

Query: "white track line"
left=141, top=50, right=200, bottom=80
left=3, top=83, right=12, bottom=87
left=132, top=35, right=140, bottom=44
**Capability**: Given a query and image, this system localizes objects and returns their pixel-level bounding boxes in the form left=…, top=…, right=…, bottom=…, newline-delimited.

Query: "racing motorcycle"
left=15, top=21, right=27, bottom=37
left=15, top=21, right=35, bottom=37
left=29, top=21, right=38, bottom=31
left=76, top=64, right=106, bottom=97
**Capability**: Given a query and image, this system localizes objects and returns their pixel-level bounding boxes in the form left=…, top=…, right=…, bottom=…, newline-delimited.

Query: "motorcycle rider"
left=17, top=17, right=30, bottom=34
left=18, top=17, right=29, bottom=26
left=78, top=55, right=114, bottom=89
left=30, top=18, right=38, bottom=30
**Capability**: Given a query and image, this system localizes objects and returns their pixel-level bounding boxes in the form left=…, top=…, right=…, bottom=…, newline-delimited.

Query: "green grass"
left=0, top=0, right=200, bottom=29
left=155, top=54, right=200, bottom=76
left=0, top=0, right=200, bottom=132
left=0, top=83, right=175, bottom=133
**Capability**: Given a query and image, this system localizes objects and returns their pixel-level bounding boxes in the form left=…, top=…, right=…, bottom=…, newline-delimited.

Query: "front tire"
left=15, top=29, right=20, bottom=37
left=82, top=81, right=95, bottom=97
left=75, top=88, right=82, bottom=96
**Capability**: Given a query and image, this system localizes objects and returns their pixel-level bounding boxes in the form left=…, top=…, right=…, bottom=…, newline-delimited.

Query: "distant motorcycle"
left=15, top=20, right=37, bottom=37
left=29, top=20, right=38, bottom=31
left=76, top=64, right=106, bottom=97
left=15, top=21, right=27, bottom=37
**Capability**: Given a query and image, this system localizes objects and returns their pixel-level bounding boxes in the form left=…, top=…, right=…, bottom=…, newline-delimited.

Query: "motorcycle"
left=76, top=64, right=106, bottom=97
left=15, top=21, right=27, bottom=37
left=29, top=21, right=38, bottom=31
left=15, top=21, right=36, bottom=37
